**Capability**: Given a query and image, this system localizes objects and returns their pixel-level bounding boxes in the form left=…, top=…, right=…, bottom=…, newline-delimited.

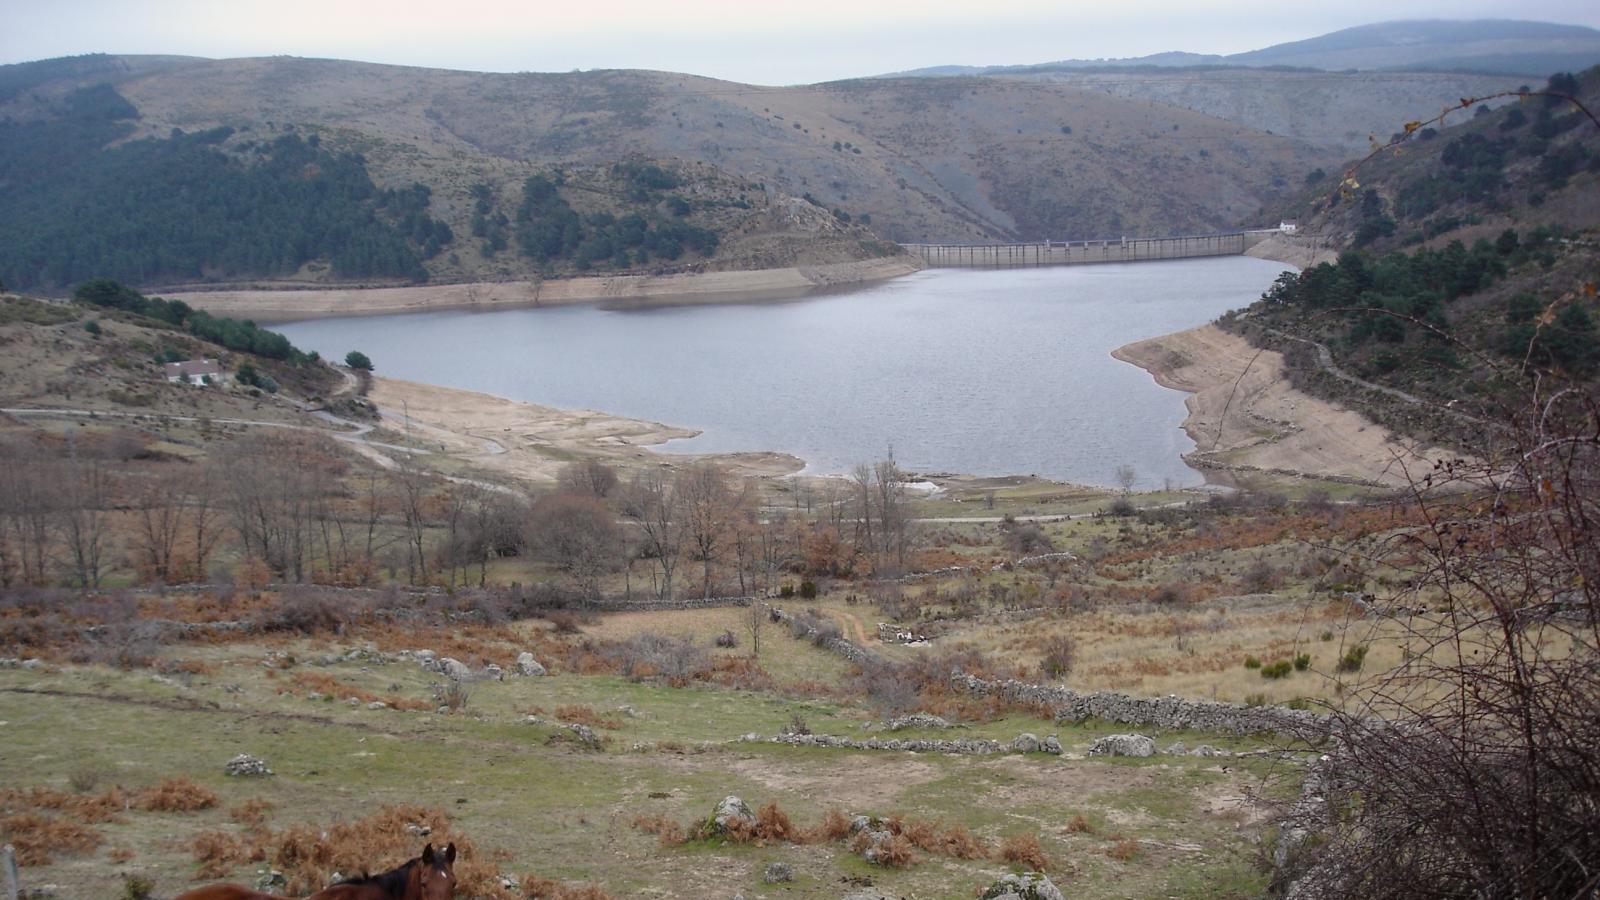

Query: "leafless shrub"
left=610, top=632, right=707, bottom=683
left=1037, top=635, right=1077, bottom=680
left=1279, top=380, right=1600, bottom=898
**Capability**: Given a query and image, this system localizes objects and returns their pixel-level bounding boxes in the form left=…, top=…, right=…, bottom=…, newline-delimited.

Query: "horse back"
left=172, top=886, right=285, bottom=900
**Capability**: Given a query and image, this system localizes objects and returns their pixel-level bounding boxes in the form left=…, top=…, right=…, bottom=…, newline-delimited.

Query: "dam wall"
left=905, top=230, right=1276, bottom=268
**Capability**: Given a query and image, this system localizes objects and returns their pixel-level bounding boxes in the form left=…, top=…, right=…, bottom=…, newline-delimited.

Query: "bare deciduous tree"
left=527, top=492, right=623, bottom=602
left=559, top=459, right=620, bottom=501
left=624, top=469, right=683, bottom=601
left=679, top=463, right=736, bottom=599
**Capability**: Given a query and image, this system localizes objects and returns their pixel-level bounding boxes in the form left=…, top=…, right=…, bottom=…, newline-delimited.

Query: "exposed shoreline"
left=1112, top=324, right=1452, bottom=489
left=366, top=376, right=806, bottom=484
left=167, top=257, right=924, bottom=320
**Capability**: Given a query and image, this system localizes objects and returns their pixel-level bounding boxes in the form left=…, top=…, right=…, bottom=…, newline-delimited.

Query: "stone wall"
left=951, top=672, right=1336, bottom=740
left=597, top=595, right=753, bottom=612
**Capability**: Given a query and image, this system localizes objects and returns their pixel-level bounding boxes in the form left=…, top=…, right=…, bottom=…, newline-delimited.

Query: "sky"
left=3, top=0, right=1598, bottom=85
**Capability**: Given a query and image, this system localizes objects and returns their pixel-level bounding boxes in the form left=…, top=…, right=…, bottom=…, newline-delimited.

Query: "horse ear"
left=421, top=844, right=436, bottom=865
left=444, top=843, right=456, bottom=865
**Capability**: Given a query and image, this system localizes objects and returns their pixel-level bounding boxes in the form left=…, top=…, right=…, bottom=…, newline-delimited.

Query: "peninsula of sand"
left=168, top=258, right=923, bottom=319
left=1113, top=324, right=1453, bottom=489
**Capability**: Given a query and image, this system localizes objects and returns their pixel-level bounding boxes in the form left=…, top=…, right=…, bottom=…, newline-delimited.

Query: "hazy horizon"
left=3, top=0, right=1599, bottom=85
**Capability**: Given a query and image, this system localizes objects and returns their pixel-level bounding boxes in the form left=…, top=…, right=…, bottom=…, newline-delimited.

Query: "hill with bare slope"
left=0, top=54, right=1337, bottom=291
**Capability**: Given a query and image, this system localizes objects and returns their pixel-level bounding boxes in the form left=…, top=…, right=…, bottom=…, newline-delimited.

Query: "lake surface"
left=274, top=257, right=1290, bottom=489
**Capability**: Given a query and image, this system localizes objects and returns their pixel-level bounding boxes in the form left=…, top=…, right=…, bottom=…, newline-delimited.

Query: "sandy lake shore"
left=367, top=377, right=804, bottom=485
left=1113, top=324, right=1454, bottom=489
left=169, top=257, right=923, bottom=320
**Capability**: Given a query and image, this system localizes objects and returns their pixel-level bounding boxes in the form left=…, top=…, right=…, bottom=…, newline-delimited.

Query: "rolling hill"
left=0, top=53, right=1338, bottom=291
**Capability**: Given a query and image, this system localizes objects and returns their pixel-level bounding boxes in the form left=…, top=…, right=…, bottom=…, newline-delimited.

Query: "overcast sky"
left=3, top=0, right=1597, bottom=85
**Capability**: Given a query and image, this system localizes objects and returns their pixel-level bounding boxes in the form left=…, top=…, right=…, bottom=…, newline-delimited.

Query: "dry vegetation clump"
left=553, top=704, right=622, bottom=729
left=0, top=785, right=129, bottom=823
left=228, top=798, right=275, bottom=828
left=811, top=807, right=853, bottom=842
left=288, top=671, right=433, bottom=711
left=188, top=804, right=551, bottom=898
left=132, top=776, right=218, bottom=812
left=518, top=874, right=615, bottom=900
left=998, top=833, right=1050, bottom=870
left=1065, top=813, right=1095, bottom=834
left=848, top=829, right=917, bottom=867
left=0, top=811, right=104, bottom=864
left=899, top=818, right=989, bottom=860
left=629, top=815, right=686, bottom=847
left=1106, top=834, right=1142, bottom=861
left=702, top=802, right=803, bottom=846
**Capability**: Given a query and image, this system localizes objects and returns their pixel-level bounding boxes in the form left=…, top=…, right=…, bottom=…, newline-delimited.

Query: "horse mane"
left=336, top=857, right=417, bottom=897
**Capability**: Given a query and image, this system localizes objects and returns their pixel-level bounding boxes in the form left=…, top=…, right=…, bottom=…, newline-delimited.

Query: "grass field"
left=0, top=602, right=1303, bottom=899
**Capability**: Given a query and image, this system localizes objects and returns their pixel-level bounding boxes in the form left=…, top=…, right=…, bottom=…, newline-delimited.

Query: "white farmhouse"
left=1279, top=220, right=1300, bottom=234
left=163, top=359, right=226, bottom=386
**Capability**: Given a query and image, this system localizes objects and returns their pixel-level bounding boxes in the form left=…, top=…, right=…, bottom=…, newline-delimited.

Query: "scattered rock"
left=1011, top=733, right=1041, bottom=753
left=483, top=664, right=504, bottom=681
left=1087, top=733, right=1156, bottom=758
left=762, top=861, right=794, bottom=883
left=1166, top=740, right=1188, bottom=755
left=254, top=870, right=288, bottom=891
left=405, top=823, right=432, bottom=837
left=566, top=723, right=602, bottom=750
left=980, top=872, right=1065, bottom=900
left=21, top=658, right=42, bottom=670
left=1190, top=744, right=1228, bottom=757
left=886, top=712, right=952, bottom=731
left=710, top=795, right=755, bottom=835
left=224, top=754, right=273, bottom=777
left=367, top=701, right=388, bottom=710
left=1041, top=735, right=1064, bottom=755
left=616, top=705, right=640, bottom=718
left=438, top=657, right=472, bottom=681
left=516, top=652, right=547, bottom=677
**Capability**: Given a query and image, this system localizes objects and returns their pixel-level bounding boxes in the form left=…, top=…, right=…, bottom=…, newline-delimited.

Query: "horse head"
left=412, top=843, right=457, bottom=900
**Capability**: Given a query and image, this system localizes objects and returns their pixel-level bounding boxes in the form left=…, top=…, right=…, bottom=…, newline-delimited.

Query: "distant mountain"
left=880, top=21, right=1600, bottom=153
left=0, top=55, right=1337, bottom=291
left=890, top=19, right=1600, bottom=77
left=1229, top=20, right=1600, bottom=74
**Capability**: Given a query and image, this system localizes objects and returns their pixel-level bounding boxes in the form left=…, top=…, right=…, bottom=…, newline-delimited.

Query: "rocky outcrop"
left=223, top=754, right=273, bottom=777
left=515, top=652, right=547, bottom=676
left=980, top=872, right=1065, bottom=900
left=884, top=713, right=952, bottom=731
left=710, top=795, right=756, bottom=836
left=1087, top=734, right=1156, bottom=758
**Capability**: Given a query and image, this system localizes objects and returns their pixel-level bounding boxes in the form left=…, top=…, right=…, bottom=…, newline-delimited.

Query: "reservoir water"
left=273, top=257, right=1290, bottom=489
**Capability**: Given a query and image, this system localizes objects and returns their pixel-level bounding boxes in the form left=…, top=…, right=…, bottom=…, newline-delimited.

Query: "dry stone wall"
left=952, top=672, right=1336, bottom=740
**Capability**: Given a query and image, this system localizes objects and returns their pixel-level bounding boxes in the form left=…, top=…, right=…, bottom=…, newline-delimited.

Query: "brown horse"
left=174, top=843, right=456, bottom=900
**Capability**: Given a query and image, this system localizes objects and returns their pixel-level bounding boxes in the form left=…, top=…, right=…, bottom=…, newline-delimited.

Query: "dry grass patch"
left=553, top=704, right=623, bottom=730
left=187, top=804, right=571, bottom=898
left=286, top=671, right=432, bottom=712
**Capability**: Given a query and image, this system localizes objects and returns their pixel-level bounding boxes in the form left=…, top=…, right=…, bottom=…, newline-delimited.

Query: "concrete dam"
left=903, top=230, right=1277, bottom=268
